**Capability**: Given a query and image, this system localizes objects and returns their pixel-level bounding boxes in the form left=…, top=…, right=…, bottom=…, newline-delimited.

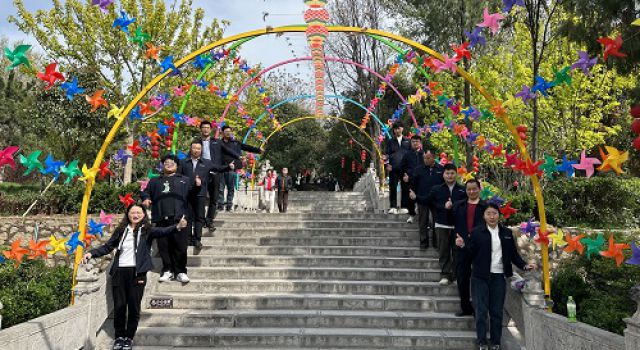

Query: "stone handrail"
left=354, top=165, right=388, bottom=212
left=504, top=273, right=637, bottom=350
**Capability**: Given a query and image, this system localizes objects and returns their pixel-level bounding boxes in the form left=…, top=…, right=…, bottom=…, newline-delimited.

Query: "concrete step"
left=185, top=245, right=438, bottom=257
left=154, top=279, right=458, bottom=296
left=143, top=292, right=460, bottom=313
left=139, top=309, right=474, bottom=330
left=185, top=255, right=439, bottom=269
left=213, top=220, right=412, bottom=229
left=200, top=237, right=419, bottom=247
left=202, top=229, right=420, bottom=238
left=133, top=347, right=430, bottom=350
left=134, top=326, right=477, bottom=349
left=214, top=213, right=408, bottom=221
left=185, top=267, right=441, bottom=282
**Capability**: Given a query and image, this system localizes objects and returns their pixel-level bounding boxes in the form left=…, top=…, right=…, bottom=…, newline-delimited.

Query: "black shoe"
left=205, top=219, right=213, bottom=228
left=113, top=337, right=125, bottom=350
left=122, top=338, right=133, bottom=350
left=455, top=310, right=474, bottom=317
left=195, top=240, right=203, bottom=249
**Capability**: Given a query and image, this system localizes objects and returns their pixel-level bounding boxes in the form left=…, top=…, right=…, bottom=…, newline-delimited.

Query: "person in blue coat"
left=82, top=204, right=187, bottom=350
left=455, top=203, right=537, bottom=350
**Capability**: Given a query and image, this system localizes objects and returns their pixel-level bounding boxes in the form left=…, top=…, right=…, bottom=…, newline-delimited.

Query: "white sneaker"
left=406, top=216, right=414, bottom=224
left=176, top=273, right=190, bottom=283
left=158, top=271, right=173, bottom=283
left=398, top=208, right=409, bottom=214
left=388, top=208, right=397, bottom=214
left=439, top=278, right=450, bottom=286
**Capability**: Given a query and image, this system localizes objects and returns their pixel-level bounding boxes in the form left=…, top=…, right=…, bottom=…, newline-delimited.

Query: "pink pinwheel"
left=477, top=7, right=504, bottom=35
left=571, top=150, right=601, bottom=178
left=99, top=210, right=115, bottom=226
left=432, top=54, right=458, bottom=73
left=0, top=146, right=20, bottom=169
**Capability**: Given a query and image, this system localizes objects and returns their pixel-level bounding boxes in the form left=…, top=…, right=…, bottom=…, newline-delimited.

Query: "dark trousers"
left=472, top=274, right=507, bottom=346
left=277, top=190, right=289, bottom=213
left=206, top=172, right=222, bottom=220
left=400, top=180, right=414, bottom=215
left=389, top=171, right=401, bottom=208
left=187, top=195, right=206, bottom=243
left=218, top=171, right=237, bottom=209
left=435, top=227, right=454, bottom=280
left=156, top=218, right=189, bottom=275
left=455, top=248, right=473, bottom=314
left=112, top=267, right=146, bottom=339
left=417, top=204, right=437, bottom=248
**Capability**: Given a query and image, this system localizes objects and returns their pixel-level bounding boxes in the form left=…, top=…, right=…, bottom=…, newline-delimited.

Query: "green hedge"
left=0, top=259, right=72, bottom=329
left=502, top=177, right=640, bottom=228
left=0, top=182, right=140, bottom=215
left=551, top=232, right=640, bottom=335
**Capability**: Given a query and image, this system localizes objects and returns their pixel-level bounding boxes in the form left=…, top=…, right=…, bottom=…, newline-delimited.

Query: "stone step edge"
left=145, top=292, right=460, bottom=302
left=140, top=309, right=468, bottom=319
left=183, top=267, right=441, bottom=273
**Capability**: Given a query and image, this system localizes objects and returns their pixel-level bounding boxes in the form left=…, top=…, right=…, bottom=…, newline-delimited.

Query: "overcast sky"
left=0, top=0, right=313, bottom=77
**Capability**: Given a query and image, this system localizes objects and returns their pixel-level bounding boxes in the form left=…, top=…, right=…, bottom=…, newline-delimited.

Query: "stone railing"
left=0, top=263, right=111, bottom=350
left=504, top=274, right=638, bottom=350
left=353, top=165, right=389, bottom=213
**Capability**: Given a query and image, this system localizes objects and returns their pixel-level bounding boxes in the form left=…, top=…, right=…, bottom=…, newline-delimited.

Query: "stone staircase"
left=133, top=191, right=476, bottom=349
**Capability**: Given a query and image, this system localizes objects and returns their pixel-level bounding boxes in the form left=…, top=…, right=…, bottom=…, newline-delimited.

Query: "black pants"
left=156, top=218, right=189, bottom=275
left=389, top=171, right=401, bottom=208
left=277, top=191, right=289, bottom=213
left=206, top=173, right=222, bottom=221
left=472, top=274, right=507, bottom=346
left=187, top=195, right=206, bottom=243
left=112, top=267, right=146, bottom=339
left=218, top=171, right=237, bottom=210
left=417, top=204, right=436, bottom=248
left=455, top=248, right=473, bottom=314
left=435, top=227, right=455, bottom=280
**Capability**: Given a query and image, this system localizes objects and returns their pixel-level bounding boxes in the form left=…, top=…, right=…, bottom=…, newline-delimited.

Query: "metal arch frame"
left=71, top=25, right=552, bottom=306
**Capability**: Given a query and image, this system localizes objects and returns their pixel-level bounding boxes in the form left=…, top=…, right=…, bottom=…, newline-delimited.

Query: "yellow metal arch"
left=72, top=25, right=552, bottom=305
left=249, top=115, right=385, bottom=189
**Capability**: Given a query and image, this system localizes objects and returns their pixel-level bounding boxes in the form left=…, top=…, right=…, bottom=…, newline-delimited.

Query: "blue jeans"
left=218, top=171, right=237, bottom=209
left=471, top=273, right=506, bottom=346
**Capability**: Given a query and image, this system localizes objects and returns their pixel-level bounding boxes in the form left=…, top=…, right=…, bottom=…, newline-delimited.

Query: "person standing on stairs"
left=384, top=121, right=411, bottom=214
left=408, top=149, right=444, bottom=249
left=141, top=154, right=194, bottom=283
left=219, top=125, right=263, bottom=212
left=82, top=204, right=188, bottom=350
left=455, top=203, right=537, bottom=350
left=195, top=121, right=240, bottom=230
left=260, top=169, right=277, bottom=213
left=426, top=163, right=467, bottom=286
left=276, top=167, right=293, bottom=213
left=400, top=134, right=424, bottom=223
left=452, top=178, right=487, bottom=317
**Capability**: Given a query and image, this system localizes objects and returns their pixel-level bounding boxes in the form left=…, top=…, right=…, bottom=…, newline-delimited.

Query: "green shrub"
left=0, top=259, right=72, bottom=329
left=551, top=232, right=640, bottom=335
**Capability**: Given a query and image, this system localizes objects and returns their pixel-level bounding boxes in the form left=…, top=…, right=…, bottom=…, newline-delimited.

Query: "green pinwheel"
left=480, top=186, right=494, bottom=200
left=552, top=66, right=572, bottom=86
left=582, top=233, right=605, bottom=259
left=18, top=150, right=43, bottom=175
left=539, top=154, right=557, bottom=179
left=60, top=160, right=82, bottom=184
left=4, top=45, right=31, bottom=71
left=128, top=27, right=150, bottom=48
left=147, top=169, right=160, bottom=179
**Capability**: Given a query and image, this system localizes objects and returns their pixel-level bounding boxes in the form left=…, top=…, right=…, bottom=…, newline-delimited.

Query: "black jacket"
left=140, top=174, right=193, bottom=222
left=464, top=224, right=527, bottom=279
left=410, top=163, right=445, bottom=206
left=427, top=182, right=467, bottom=226
left=178, top=158, right=225, bottom=196
left=385, top=136, right=411, bottom=172
left=221, top=138, right=262, bottom=171
left=400, top=149, right=424, bottom=179
left=195, top=137, right=241, bottom=168
left=89, top=224, right=178, bottom=275
left=276, top=175, right=293, bottom=192
left=452, top=199, right=488, bottom=238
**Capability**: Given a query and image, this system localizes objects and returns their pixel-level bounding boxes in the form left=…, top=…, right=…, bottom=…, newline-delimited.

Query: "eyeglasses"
left=163, top=161, right=176, bottom=166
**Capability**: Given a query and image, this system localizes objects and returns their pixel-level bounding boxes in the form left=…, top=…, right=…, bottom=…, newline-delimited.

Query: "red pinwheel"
left=3, top=239, right=30, bottom=267
left=27, top=239, right=49, bottom=260
left=451, top=42, right=471, bottom=61
left=36, top=63, right=65, bottom=90
left=98, top=160, right=114, bottom=180
left=127, top=140, right=145, bottom=157
left=118, top=193, right=135, bottom=207
left=597, top=34, right=626, bottom=61
left=0, top=146, right=20, bottom=169
left=490, top=144, right=504, bottom=158
left=499, top=201, right=518, bottom=219
left=138, top=101, right=155, bottom=116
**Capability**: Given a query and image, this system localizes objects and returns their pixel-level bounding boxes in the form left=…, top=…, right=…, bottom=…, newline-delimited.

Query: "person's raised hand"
left=445, top=197, right=453, bottom=209
left=409, top=189, right=416, bottom=200
left=195, top=175, right=202, bottom=187
left=525, top=263, right=538, bottom=271
left=142, top=199, right=152, bottom=207
left=81, top=252, right=92, bottom=265
left=177, top=215, right=188, bottom=230
left=229, top=162, right=235, bottom=170
left=455, top=234, right=465, bottom=248
left=403, top=173, right=409, bottom=182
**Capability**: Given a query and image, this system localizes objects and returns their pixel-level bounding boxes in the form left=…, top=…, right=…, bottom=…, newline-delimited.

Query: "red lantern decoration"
left=360, top=150, right=366, bottom=162
left=351, top=160, right=356, bottom=173
left=340, top=156, right=345, bottom=169
left=472, top=155, right=480, bottom=173
left=631, top=119, right=640, bottom=135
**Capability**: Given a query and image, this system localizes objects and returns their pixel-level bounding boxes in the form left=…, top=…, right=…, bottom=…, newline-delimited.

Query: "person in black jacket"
left=276, top=167, right=293, bottom=213
left=400, top=135, right=424, bottom=223
left=141, top=154, right=195, bottom=283
left=219, top=125, right=263, bottom=211
left=409, top=150, right=444, bottom=249
left=179, top=141, right=231, bottom=249
left=426, top=163, right=467, bottom=285
left=195, top=121, right=240, bottom=227
left=455, top=203, right=537, bottom=350
left=384, top=121, right=411, bottom=213
left=452, top=178, right=487, bottom=317
left=82, top=204, right=187, bottom=350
